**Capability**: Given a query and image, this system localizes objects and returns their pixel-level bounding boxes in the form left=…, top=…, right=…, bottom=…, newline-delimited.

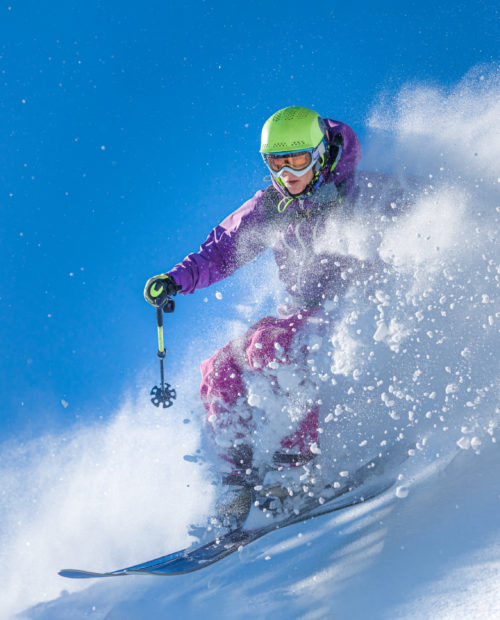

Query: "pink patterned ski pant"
left=200, top=312, right=319, bottom=462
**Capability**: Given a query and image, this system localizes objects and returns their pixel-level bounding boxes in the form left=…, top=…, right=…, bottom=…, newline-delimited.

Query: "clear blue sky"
left=1, top=0, right=497, bottom=441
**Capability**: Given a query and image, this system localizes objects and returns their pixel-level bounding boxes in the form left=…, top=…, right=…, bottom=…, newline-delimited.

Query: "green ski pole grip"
left=156, top=307, right=166, bottom=358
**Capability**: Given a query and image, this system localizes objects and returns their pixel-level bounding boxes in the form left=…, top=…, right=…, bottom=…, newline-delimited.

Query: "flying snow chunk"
left=248, top=392, right=261, bottom=408
left=457, top=436, right=471, bottom=450
left=396, top=486, right=409, bottom=499
left=310, top=442, right=321, bottom=455
left=373, top=321, right=388, bottom=341
left=471, top=437, right=482, bottom=450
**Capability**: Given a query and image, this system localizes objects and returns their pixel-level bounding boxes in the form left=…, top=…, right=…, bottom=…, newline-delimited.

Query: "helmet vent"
left=262, top=139, right=307, bottom=150
left=273, top=107, right=309, bottom=122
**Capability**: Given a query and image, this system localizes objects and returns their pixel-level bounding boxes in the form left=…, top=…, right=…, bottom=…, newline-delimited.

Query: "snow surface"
left=2, top=67, right=499, bottom=619
left=16, top=446, right=500, bottom=620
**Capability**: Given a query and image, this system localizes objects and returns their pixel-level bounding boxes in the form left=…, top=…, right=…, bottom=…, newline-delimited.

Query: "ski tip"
left=59, top=569, right=106, bottom=579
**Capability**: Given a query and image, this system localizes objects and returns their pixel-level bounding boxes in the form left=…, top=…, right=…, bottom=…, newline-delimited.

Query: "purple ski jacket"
left=169, top=119, right=363, bottom=309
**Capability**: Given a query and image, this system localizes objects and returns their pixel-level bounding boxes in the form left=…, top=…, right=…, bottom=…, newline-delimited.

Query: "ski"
left=59, top=445, right=408, bottom=579
left=59, top=476, right=393, bottom=579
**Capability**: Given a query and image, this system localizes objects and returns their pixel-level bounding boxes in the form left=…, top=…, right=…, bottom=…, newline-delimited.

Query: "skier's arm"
left=168, top=190, right=269, bottom=294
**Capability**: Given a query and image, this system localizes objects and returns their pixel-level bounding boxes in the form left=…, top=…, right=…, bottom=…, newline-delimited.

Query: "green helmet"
left=260, top=106, right=326, bottom=154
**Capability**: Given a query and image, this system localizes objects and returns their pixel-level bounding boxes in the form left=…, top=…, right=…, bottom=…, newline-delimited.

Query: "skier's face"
left=280, top=168, right=314, bottom=195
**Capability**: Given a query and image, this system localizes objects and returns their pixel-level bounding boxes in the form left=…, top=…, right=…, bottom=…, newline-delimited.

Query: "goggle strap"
left=330, top=144, right=343, bottom=172
left=314, top=139, right=327, bottom=160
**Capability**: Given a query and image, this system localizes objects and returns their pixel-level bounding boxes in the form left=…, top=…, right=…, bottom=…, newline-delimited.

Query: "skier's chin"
left=284, top=181, right=303, bottom=195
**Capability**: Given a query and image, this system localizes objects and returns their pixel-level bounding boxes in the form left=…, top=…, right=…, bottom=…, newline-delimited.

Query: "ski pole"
left=150, top=302, right=177, bottom=408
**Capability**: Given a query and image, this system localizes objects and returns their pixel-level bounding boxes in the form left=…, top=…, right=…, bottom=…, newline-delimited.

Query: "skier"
left=144, top=105, right=364, bottom=486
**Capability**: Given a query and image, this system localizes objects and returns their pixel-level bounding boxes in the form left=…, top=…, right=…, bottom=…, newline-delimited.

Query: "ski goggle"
left=262, top=140, right=326, bottom=178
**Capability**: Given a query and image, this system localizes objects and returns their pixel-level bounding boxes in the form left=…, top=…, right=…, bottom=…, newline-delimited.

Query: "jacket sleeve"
left=168, top=189, right=269, bottom=294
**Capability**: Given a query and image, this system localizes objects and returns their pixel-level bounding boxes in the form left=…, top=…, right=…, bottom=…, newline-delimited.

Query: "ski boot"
left=216, top=445, right=260, bottom=530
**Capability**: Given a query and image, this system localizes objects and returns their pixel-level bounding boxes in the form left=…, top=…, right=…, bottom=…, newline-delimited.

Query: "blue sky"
left=1, top=0, right=498, bottom=441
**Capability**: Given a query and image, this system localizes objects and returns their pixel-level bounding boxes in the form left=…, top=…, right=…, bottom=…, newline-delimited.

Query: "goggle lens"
left=266, top=151, right=312, bottom=173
